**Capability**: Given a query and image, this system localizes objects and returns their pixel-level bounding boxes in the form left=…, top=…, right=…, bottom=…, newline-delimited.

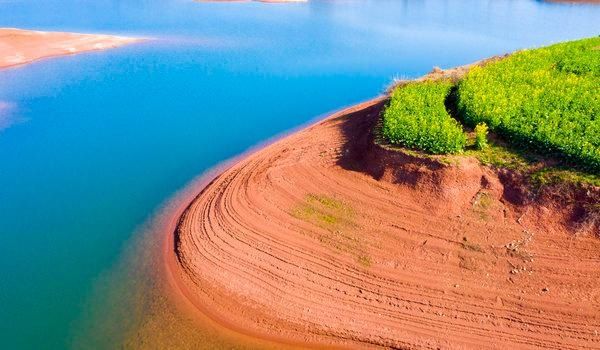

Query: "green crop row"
left=382, top=37, right=599, bottom=173
left=382, top=80, right=466, bottom=154
left=457, top=37, right=600, bottom=172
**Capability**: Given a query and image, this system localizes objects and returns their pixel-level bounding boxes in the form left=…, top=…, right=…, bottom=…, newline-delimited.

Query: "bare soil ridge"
left=0, top=28, right=142, bottom=69
left=171, top=68, right=600, bottom=348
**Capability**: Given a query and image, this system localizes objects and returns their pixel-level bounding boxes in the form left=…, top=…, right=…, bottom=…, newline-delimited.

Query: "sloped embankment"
left=171, top=94, right=600, bottom=348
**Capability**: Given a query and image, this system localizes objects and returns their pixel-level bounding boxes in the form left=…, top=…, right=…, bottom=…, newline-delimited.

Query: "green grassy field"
left=382, top=36, right=600, bottom=176
left=458, top=37, right=600, bottom=172
left=382, top=80, right=466, bottom=154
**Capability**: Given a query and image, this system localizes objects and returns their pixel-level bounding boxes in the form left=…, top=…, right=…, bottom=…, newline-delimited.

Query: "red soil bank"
left=170, top=97, right=600, bottom=349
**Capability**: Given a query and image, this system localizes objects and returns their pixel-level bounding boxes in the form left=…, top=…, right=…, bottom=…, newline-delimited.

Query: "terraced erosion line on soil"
left=170, top=94, right=600, bottom=348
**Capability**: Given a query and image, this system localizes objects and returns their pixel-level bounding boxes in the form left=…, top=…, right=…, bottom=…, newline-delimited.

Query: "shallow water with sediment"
left=1, top=0, right=600, bottom=348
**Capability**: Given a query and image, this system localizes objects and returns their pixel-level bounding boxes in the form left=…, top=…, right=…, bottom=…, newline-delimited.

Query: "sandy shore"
left=169, top=88, right=600, bottom=348
left=0, top=28, right=142, bottom=69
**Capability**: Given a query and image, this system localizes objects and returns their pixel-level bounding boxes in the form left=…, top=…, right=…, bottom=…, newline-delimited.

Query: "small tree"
left=475, top=122, right=489, bottom=150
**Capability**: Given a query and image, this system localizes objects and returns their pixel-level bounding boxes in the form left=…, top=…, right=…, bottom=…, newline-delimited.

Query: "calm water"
left=1, top=0, right=599, bottom=348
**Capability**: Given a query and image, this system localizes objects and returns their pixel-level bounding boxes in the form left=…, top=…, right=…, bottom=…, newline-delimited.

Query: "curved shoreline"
left=166, top=89, right=600, bottom=348
left=163, top=97, right=387, bottom=349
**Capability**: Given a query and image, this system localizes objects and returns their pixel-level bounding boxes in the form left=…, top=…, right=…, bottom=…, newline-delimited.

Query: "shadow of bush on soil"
left=334, top=99, right=446, bottom=188
left=333, top=98, right=600, bottom=235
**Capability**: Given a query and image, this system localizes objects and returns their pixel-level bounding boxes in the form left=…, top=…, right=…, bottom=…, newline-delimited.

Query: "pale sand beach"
left=0, top=28, right=142, bottom=69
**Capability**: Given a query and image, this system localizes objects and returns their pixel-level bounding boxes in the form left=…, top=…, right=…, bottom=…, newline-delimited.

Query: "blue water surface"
left=0, top=0, right=599, bottom=348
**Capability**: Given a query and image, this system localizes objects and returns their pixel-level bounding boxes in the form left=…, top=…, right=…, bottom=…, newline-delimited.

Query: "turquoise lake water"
left=1, top=0, right=599, bottom=348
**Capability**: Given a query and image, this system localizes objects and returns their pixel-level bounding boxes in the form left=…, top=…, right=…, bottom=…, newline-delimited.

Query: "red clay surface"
left=0, top=28, right=141, bottom=69
left=170, top=98, right=600, bottom=349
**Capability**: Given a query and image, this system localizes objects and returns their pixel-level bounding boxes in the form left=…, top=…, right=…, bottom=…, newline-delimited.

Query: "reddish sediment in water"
left=0, top=28, right=142, bottom=69
left=167, top=95, right=600, bottom=348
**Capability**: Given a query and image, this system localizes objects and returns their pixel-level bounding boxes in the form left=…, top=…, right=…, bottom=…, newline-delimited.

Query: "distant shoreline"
left=545, top=0, right=600, bottom=3
left=0, top=28, right=144, bottom=70
left=195, top=0, right=307, bottom=4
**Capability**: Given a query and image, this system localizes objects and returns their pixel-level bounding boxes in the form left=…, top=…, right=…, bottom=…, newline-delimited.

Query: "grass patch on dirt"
left=530, top=168, right=600, bottom=188
left=292, top=194, right=354, bottom=229
left=465, top=139, right=532, bottom=171
left=466, top=138, right=600, bottom=187
left=461, top=236, right=485, bottom=253
left=357, top=254, right=372, bottom=267
left=292, top=194, right=372, bottom=267
left=471, top=191, right=494, bottom=220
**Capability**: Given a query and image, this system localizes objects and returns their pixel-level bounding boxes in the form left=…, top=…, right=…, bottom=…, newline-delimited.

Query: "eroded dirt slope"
left=173, top=98, right=600, bottom=349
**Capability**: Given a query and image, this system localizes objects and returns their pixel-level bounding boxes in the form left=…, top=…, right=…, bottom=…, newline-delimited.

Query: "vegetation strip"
left=382, top=80, right=466, bottom=154
left=383, top=36, right=600, bottom=174
left=459, top=37, right=600, bottom=171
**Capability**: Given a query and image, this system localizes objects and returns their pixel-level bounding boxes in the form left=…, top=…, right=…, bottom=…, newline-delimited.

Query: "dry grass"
left=292, top=194, right=372, bottom=267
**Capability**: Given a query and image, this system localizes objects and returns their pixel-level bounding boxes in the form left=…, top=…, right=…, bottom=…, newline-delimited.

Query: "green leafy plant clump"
left=457, top=37, right=600, bottom=172
left=474, top=122, right=489, bottom=150
left=382, top=80, right=466, bottom=154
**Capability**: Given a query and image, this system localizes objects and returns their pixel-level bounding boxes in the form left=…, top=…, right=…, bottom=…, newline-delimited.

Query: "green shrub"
left=458, top=37, right=600, bottom=172
left=382, top=80, right=466, bottom=154
left=474, top=122, right=489, bottom=150
left=556, top=46, right=600, bottom=76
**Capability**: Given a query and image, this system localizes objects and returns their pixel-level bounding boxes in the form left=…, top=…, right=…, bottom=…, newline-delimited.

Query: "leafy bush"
left=458, top=37, right=600, bottom=171
left=382, top=80, right=466, bottom=154
left=474, top=123, right=489, bottom=150
left=556, top=46, right=600, bottom=76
